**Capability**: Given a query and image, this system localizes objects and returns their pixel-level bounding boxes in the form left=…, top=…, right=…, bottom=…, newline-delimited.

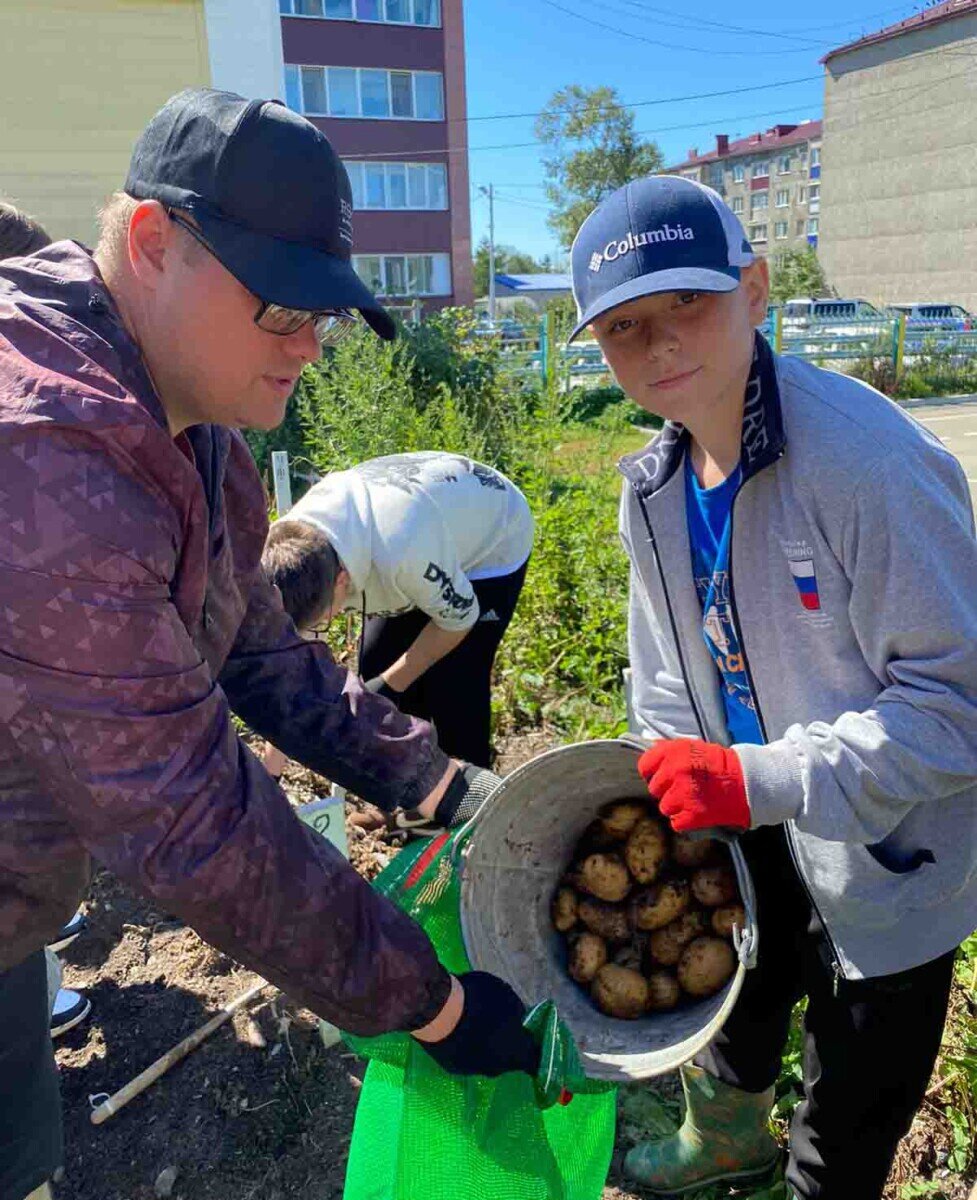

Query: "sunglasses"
left=168, top=210, right=359, bottom=348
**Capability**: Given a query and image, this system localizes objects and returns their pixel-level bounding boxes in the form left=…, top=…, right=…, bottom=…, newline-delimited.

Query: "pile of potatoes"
left=551, top=799, right=745, bottom=1020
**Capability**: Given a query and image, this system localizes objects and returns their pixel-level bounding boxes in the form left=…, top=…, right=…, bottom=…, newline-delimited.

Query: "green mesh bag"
left=342, top=830, right=617, bottom=1200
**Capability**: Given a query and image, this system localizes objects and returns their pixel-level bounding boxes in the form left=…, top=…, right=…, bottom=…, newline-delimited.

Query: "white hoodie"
left=286, top=453, right=534, bottom=631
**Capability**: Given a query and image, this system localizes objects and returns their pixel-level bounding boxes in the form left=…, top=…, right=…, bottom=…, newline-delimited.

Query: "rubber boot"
left=623, top=1064, right=781, bottom=1195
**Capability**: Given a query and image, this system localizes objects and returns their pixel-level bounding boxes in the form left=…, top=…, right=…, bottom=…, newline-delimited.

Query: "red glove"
left=637, top=739, right=750, bottom=833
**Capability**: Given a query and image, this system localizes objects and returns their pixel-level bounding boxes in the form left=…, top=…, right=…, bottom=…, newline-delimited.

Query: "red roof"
left=666, top=121, right=822, bottom=173
left=824, top=0, right=977, bottom=62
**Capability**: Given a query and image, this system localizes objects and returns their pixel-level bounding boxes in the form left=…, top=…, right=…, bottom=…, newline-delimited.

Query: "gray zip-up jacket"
left=619, top=337, right=977, bottom=980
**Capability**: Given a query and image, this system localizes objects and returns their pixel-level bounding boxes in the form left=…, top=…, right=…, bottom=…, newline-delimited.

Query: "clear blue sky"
left=463, top=0, right=920, bottom=265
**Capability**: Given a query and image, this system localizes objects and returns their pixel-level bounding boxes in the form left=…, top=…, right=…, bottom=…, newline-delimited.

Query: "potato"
left=672, top=832, right=719, bottom=869
left=630, top=879, right=690, bottom=932
left=648, top=910, right=710, bottom=966
left=691, top=864, right=739, bottom=908
left=551, top=886, right=579, bottom=933
left=624, top=817, right=669, bottom=885
left=677, top=937, right=736, bottom=997
left=712, top=903, right=746, bottom=940
left=568, top=932, right=608, bottom=983
left=646, top=969, right=683, bottom=1012
left=578, top=897, right=631, bottom=943
left=591, top=964, right=649, bottom=1019
left=599, top=800, right=648, bottom=840
left=577, top=853, right=632, bottom=903
left=573, top=819, right=622, bottom=857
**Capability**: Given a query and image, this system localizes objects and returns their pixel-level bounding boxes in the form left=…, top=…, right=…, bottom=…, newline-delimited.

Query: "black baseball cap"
left=569, top=175, right=755, bottom=342
left=125, top=87, right=395, bottom=340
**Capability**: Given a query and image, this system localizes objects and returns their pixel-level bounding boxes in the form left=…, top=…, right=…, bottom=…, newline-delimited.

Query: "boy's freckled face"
left=590, top=263, right=768, bottom=422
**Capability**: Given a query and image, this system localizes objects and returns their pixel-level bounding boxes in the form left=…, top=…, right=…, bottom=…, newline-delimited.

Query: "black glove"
left=434, top=763, right=501, bottom=828
left=416, top=972, right=539, bottom=1078
left=363, top=675, right=400, bottom=703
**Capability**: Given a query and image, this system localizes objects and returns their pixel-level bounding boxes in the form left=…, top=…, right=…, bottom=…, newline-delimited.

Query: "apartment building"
left=819, top=0, right=977, bottom=310
left=0, top=0, right=283, bottom=244
left=279, top=0, right=473, bottom=309
left=666, top=122, right=823, bottom=254
left=1, top=0, right=473, bottom=310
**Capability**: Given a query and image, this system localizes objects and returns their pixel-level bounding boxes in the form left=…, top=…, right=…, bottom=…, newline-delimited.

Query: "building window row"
left=353, top=252, right=452, bottom=297
left=284, top=64, right=444, bottom=121
left=279, top=0, right=440, bottom=27
left=343, top=160, right=448, bottom=210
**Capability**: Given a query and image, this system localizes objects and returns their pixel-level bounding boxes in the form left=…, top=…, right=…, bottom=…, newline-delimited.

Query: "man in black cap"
left=0, top=90, right=535, bottom=1200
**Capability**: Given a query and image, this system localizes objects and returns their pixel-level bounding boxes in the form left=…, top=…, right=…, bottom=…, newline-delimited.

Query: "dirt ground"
left=54, top=732, right=976, bottom=1200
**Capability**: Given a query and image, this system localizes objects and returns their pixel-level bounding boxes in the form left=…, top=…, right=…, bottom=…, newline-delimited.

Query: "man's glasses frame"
left=168, top=209, right=359, bottom=348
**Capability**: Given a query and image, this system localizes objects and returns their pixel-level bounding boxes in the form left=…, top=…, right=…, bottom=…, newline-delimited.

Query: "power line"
left=596, top=0, right=828, bottom=44
left=614, top=0, right=919, bottom=38
left=534, top=0, right=825, bottom=55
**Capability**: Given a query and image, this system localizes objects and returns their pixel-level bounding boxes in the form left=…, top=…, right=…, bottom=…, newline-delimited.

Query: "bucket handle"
left=619, top=736, right=760, bottom=970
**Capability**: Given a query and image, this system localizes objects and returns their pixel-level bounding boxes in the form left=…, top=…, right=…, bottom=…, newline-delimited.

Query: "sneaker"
left=50, top=988, right=92, bottom=1038
left=47, top=910, right=88, bottom=954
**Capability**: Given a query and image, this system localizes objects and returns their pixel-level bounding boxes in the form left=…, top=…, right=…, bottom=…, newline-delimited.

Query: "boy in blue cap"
left=570, top=175, right=977, bottom=1199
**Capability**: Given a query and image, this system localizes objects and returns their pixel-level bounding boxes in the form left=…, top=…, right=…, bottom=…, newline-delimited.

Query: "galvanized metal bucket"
left=458, top=738, right=758, bottom=1083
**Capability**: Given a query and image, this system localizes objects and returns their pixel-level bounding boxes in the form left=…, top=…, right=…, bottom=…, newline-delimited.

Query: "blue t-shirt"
left=684, top=453, right=764, bottom=745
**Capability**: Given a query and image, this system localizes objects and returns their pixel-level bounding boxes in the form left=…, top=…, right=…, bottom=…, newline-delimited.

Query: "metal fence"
left=496, top=312, right=977, bottom=391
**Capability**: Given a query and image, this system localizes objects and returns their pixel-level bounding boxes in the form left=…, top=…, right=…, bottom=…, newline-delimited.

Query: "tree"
left=534, top=85, right=664, bottom=250
left=472, top=239, right=545, bottom=298
left=767, top=246, right=830, bottom=304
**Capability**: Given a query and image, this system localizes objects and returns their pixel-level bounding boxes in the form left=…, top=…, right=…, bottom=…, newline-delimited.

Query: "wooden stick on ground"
left=90, top=981, right=270, bottom=1126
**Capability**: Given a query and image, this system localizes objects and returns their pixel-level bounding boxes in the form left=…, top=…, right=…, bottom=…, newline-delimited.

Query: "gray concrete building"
left=820, top=0, right=977, bottom=312
left=666, top=122, right=823, bottom=254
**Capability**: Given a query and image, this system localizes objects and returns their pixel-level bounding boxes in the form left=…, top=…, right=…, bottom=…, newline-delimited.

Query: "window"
left=345, top=161, right=449, bottom=210
left=751, top=161, right=769, bottom=179
left=280, top=0, right=440, bottom=22
left=796, top=219, right=806, bottom=236
left=301, top=65, right=328, bottom=114
left=751, top=192, right=768, bottom=212
left=326, top=67, right=357, bottom=116
left=731, top=196, right=744, bottom=214
left=749, top=224, right=768, bottom=243
left=413, top=73, right=444, bottom=121
left=352, top=252, right=451, bottom=296
left=285, top=66, right=444, bottom=120
left=360, top=69, right=390, bottom=118
left=390, top=71, right=413, bottom=118
left=797, top=185, right=807, bottom=204
left=778, top=154, right=791, bottom=174
left=810, top=146, right=821, bottom=167
left=775, top=188, right=789, bottom=208
left=774, top=221, right=789, bottom=239
left=732, top=164, right=745, bottom=183
left=808, top=218, right=819, bottom=235
left=808, top=183, right=820, bottom=214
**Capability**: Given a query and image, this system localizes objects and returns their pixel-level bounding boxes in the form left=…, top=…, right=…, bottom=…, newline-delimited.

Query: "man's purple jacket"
left=0, top=243, right=452, bottom=1035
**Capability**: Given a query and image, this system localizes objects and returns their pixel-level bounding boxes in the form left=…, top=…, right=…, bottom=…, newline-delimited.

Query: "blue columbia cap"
left=569, top=175, right=755, bottom=342
left=126, top=88, right=395, bottom=339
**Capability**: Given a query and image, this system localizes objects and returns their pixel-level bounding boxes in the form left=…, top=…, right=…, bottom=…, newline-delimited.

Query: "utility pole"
left=480, top=184, right=496, bottom=324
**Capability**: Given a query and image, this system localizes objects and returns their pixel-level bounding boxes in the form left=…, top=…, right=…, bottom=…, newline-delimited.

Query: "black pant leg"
left=0, top=951, right=63, bottom=1200
left=695, top=826, right=809, bottom=1092
left=786, top=946, right=957, bottom=1200
left=408, top=564, right=528, bottom=767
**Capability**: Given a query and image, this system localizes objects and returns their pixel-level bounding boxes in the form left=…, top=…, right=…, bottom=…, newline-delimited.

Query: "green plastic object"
left=342, top=831, right=618, bottom=1200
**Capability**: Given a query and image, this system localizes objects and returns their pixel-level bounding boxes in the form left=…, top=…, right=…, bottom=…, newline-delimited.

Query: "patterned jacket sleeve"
left=0, top=426, right=451, bottom=1035
left=217, top=434, right=451, bottom=812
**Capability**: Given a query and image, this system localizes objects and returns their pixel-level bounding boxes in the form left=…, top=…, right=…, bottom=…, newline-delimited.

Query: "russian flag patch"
left=789, top=558, right=821, bottom=611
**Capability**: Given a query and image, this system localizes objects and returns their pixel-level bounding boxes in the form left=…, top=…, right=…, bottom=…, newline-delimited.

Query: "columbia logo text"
left=588, top=224, right=695, bottom=272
